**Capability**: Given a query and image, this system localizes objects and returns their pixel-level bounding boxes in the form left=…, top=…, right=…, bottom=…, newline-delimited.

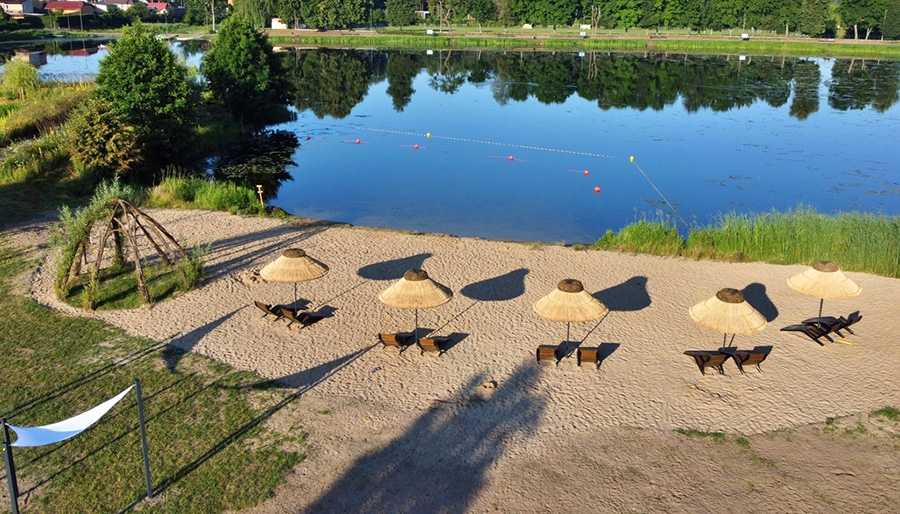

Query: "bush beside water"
left=147, top=176, right=266, bottom=215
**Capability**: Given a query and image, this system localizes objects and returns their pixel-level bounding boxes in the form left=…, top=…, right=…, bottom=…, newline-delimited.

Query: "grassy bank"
left=145, top=175, right=266, bottom=215
left=0, top=242, right=304, bottom=513
left=595, top=207, right=900, bottom=278
left=268, top=32, right=900, bottom=58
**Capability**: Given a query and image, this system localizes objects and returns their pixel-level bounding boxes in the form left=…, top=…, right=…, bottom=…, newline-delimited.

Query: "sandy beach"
left=6, top=209, right=900, bottom=513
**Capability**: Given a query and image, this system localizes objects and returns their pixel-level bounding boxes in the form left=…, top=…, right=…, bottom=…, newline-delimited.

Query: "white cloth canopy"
left=7, top=386, right=133, bottom=447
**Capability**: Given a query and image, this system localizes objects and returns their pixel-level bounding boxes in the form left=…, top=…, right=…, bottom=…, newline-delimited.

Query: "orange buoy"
left=356, top=139, right=360, bottom=144
left=414, top=144, right=419, bottom=150
left=584, top=170, right=589, bottom=176
left=594, top=186, right=601, bottom=194
left=509, top=156, right=514, bottom=161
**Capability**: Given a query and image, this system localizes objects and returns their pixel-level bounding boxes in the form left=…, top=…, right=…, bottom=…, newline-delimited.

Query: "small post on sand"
left=256, top=185, right=265, bottom=208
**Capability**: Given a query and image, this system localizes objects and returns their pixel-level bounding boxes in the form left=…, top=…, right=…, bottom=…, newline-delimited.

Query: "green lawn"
left=0, top=242, right=304, bottom=513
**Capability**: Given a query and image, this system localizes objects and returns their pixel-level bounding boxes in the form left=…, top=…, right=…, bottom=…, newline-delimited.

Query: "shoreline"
left=7, top=207, right=899, bottom=435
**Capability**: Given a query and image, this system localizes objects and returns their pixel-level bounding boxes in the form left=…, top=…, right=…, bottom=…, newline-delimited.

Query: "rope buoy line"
left=348, top=126, right=615, bottom=159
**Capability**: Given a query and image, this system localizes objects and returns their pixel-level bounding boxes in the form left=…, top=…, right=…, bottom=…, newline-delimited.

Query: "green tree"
left=125, top=2, right=153, bottom=22
left=385, top=0, right=417, bottom=26
left=798, top=0, right=830, bottom=35
left=883, top=0, right=900, bottom=39
left=201, top=17, right=289, bottom=123
left=839, top=0, right=888, bottom=39
left=96, top=22, right=196, bottom=178
left=64, top=95, right=142, bottom=180
left=317, top=0, right=367, bottom=28
left=1, top=60, right=40, bottom=101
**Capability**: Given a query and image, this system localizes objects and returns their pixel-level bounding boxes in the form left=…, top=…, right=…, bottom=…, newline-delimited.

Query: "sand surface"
left=6, top=209, right=900, bottom=513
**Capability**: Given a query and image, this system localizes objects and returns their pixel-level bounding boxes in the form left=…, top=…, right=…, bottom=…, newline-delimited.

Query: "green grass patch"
left=594, top=206, right=900, bottom=278
left=0, top=241, right=303, bottom=513
left=146, top=176, right=265, bottom=216
left=735, top=437, right=750, bottom=448
left=0, top=86, right=92, bottom=146
left=870, top=407, right=900, bottom=421
left=62, top=260, right=180, bottom=310
left=674, top=428, right=727, bottom=443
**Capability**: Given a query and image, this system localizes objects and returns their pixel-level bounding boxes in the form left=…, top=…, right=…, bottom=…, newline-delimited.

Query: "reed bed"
left=595, top=207, right=900, bottom=278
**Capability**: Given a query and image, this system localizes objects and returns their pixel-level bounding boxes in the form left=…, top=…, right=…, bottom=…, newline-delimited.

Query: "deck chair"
left=379, top=333, right=411, bottom=353
left=684, top=350, right=730, bottom=375
left=577, top=347, right=601, bottom=370
left=536, top=345, right=561, bottom=365
left=802, top=311, right=862, bottom=336
left=417, top=337, right=450, bottom=356
left=731, top=350, right=768, bottom=374
left=280, top=308, right=325, bottom=329
left=780, top=324, right=833, bottom=345
left=255, top=301, right=283, bottom=320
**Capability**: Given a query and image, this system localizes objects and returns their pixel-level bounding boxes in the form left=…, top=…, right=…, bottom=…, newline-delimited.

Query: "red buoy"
left=509, top=155, right=514, bottom=161
left=306, top=135, right=311, bottom=140
left=594, top=186, right=601, bottom=194
left=356, top=139, right=361, bottom=144
left=584, top=170, right=589, bottom=176
left=414, top=144, right=419, bottom=150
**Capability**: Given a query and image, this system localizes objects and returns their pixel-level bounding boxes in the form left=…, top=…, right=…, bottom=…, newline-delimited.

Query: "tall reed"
left=594, top=206, right=900, bottom=278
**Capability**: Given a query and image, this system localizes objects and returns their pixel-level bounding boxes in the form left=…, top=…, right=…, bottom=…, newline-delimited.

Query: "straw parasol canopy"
left=689, top=288, right=766, bottom=347
left=379, top=269, right=452, bottom=338
left=787, top=261, right=861, bottom=319
left=260, top=249, right=329, bottom=305
left=534, top=279, right=609, bottom=343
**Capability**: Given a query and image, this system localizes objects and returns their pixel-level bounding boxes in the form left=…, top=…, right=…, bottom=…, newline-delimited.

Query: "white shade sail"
left=7, top=386, right=133, bottom=447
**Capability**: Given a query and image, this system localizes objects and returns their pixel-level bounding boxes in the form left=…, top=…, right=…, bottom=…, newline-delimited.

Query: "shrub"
left=1, top=59, right=39, bottom=100
left=64, top=95, right=141, bottom=180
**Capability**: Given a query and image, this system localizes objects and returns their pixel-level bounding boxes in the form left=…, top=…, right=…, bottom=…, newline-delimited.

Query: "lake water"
left=9, top=45, right=900, bottom=243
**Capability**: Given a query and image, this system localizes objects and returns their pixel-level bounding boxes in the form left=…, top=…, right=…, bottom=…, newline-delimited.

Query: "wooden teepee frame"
left=62, top=199, right=188, bottom=306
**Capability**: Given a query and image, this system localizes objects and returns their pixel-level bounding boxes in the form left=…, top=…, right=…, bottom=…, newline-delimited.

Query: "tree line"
left=228, top=0, right=900, bottom=39
left=285, top=49, right=900, bottom=120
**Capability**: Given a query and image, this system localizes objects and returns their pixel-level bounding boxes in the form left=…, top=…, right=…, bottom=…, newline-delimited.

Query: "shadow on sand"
left=299, top=362, right=546, bottom=513
left=357, top=253, right=432, bottom=280
left=460, top=268, right=529, bottom=301
left=593, top=276, right=651, bottom=312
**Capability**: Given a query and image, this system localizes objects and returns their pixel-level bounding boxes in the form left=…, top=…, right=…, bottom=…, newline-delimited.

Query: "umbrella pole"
left=722, top=333, right=727, bottom=349
left=294, top=283, right=298, bottom=307
left=566, top=322, right=570, bottom=345
left=414, top=309, right=418, bottom=340
left=818, top=298, right=824, bottom=319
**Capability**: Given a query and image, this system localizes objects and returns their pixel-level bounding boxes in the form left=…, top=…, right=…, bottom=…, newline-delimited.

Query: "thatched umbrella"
left=379, top=269, right=453, bottom=339
left=260, top=249, right=328, bottom=306
left=689, top=288, right=766, bottom=348
left=787, top=261, right=861, bottom=320
left=534, top=279, right=609, bottom=343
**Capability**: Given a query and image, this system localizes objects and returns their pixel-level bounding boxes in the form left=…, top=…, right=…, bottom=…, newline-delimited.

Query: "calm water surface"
left=11, top=46, right=900, bottom=243
left=270, top=50, right=900, bottom=243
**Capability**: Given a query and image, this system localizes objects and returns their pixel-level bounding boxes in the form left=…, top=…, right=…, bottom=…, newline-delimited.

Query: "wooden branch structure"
left=60, top=199, right=188, bottom=307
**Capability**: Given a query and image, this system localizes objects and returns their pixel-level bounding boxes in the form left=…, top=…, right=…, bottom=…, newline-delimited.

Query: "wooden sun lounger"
left=577, top=347, right=600, bottom=370
left=255, top=300, right=284, bottom=320
left=802, top=311, right=862, bottom=336
left=280, top=308, right=325, bottom=329
left=536, top=345, right=561, bottom=365
left=780, top=324, right=833, bottom=345
left=731, top=350, right=768, bottom=374
left=379, top=333, right=412, bottom=353
left=684, top=350, right=730, bottom=375
left=417, top=337, right=450, bottom=356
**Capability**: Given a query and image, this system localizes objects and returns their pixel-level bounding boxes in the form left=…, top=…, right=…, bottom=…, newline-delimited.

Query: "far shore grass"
left=266, top=27, right=900, bottom=58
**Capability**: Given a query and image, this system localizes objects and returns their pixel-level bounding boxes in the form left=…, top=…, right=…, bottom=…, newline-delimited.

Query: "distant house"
left=104, top=0, right=134, bottom=9
left=42, top=1, right=96, bottom=15
left=1, top=0, right=35, bottom=16
left=145, top=1, right=171, bottom=13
